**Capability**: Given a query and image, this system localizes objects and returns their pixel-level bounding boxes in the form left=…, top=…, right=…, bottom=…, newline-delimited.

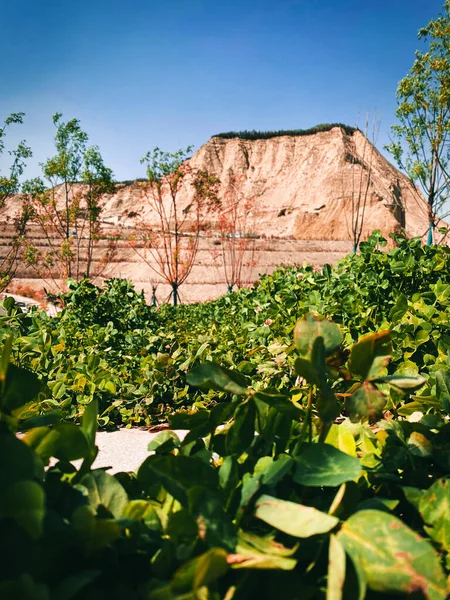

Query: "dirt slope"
left=1, top=126, right=433, bottom=302
left=92, top=127, right=429, bottom=240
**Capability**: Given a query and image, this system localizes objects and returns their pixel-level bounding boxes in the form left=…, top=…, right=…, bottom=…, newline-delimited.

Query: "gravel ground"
left=79, top=429, right=188, bottom=474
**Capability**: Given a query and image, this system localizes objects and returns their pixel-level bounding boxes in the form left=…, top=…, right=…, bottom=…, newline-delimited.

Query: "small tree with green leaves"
left=386, top=1, right=450, bottom=244
left=130, top=148, right=220, bottom=305
left=0, top=113, right=32, bottom=291
left=23, top=113, right=116, bottom=288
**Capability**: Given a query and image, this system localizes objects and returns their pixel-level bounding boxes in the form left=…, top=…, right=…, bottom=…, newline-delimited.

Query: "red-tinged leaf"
left=349, top=331, right=391, bottom=380
left=294, top=314, right=343, bottom=359
left=346, top=382, right=386, bottom=422
left=337, top=510, right=448, bottom=600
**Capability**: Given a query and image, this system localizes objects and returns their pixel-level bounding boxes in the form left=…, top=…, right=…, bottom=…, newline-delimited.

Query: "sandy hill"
left=1, top=126, right=433, bottom=303
left=96, top=126, right=430, bottom=239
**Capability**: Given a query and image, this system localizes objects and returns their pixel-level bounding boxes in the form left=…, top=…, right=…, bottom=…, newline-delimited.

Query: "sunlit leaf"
left=294, top=443, right=361, bottom=487
left=338, top=510, right=448, bottom=599
left=255, top=494, right=339, bottom=538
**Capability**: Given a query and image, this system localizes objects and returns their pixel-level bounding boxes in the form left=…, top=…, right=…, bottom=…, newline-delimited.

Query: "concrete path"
left=88, top=429, right=188, bottom=474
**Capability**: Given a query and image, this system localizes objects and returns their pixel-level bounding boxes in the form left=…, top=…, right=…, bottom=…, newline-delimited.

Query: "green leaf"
left=349, top=331, right=391, bottom=380
left=346, top=382, right=386, bottom=422
left=325, top=424, right=357, bottom=457
left=261, top=454, right=294, bottom=486
left=373, top=374, right=426, bottom=391
left=138, top=454, right=218, bottom=505
left=337, top=510, right=448, bottom=600
left=52, top=381, right=66, bottom=399
left=294, top=357, right=320, bottom=386
left=407, top=431, right=432, bottom=457
left=435, top=370, right=450, bottom=412
left=81, top=399, right=98, bottom=446
left=0, top=480, right=45, bottom=539
left=253, top=390, right=302, bottom=418
left=53, top=571, right=101, bottom=600
left=293, top=443, right=361, bottom=487
left=2, top=296, right=16, bottom=313
left=1, top=363, right=42, bottom=413
left=121, top=500, right=162, bottom=531
left=419, top=478, right=450, bottom=552
left=71, top=505, right=121, bottom=551
left=148, top=430, right=181, bottom=453
left=433, top=281, right=450, bottom=304
left=238, top=530, right=298, bottom=558
left=0, top=574, right=50, bottom=600
left=78, top=470, right=128, bottom=518
left=317, top=383, right=341, bottom=424
left=402, top=486, right=424, bottom=512
left=209, top=402, right=235, bottom=427
left=240, top=473, right=262, bottom=508
left=105, top=380, right=116, bottom=394
left=226, top=400, right=256, bottom=455
left=389, top=293, right=408, bottom=321
left=24, top=423, right=91, bottom=463
left=187, top=361, right=249, bottom=395
left=18, top=410, right=63, bottom=431
left=255, top=494, right=339, bottom=538
left=188, top=486, right=237, bottom=551
left=294, top=313, right=343, bottom=359
left=327, top=534, right=346, bottom=600
left=169, top=409, right=209, bottom=431
left=171, top=548, right=229, bottom=593
left=230, top=531, right=297, bottom=570
left=311, top=335, right=327, bottom=374
left=0, top=432, right=43, bottom=489
left=219, top=456, right=239, bottom=507
left=0, top=334, right=13, bottom=385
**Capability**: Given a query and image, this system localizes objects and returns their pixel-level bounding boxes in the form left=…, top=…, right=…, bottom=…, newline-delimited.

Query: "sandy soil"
left=73, top=429, right=188, bottom=474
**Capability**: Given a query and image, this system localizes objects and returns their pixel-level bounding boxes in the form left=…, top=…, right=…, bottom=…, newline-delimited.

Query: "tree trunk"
left=427, top=221, right=435, bottom=245
left=172, top=283, right=179, bottom=306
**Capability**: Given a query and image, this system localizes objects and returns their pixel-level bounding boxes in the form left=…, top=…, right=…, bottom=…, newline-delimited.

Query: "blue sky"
left=0, top=0, right=446, bottom=181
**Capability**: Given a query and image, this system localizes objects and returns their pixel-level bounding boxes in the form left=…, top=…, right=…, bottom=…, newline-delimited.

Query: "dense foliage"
left=2, top=231, right=450, bottom=429
left=212, top=124, right=357, bottom=140
left=386, top=0, right=450, bottom=239
left=1, top=304, right=449, bottom=598
left=1, top=231, right=450, bottom=597
left=22, top=113, right=116, bottom=287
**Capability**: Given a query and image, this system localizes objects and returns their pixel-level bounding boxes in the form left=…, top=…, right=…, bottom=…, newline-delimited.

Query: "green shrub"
left=2, top=231, right=450, bottom=428
left=0, top=314, right=448, bottom=598
left=212, top=123, right=358, bottom=140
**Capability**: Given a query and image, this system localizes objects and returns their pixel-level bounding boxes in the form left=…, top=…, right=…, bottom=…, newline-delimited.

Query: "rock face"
left=0, top=126, right=433, bottom=302
left=187, top=128, right=428, bottom=241
left=88, top=126, right=429, bottom=241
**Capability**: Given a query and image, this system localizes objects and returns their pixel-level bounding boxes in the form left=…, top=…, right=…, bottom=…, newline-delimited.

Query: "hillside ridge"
left=0, top=126, right=434, bottom=302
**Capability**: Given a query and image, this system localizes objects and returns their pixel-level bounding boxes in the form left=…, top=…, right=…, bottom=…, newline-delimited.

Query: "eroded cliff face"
left=185, top=127, right=429, bottom=241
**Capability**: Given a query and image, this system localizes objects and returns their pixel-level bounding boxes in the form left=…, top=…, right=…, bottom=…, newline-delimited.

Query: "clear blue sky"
left=0, top=0, right=446, bottom=181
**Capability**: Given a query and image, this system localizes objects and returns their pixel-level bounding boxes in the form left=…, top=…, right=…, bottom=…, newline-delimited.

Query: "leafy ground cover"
left=1, top=231, right=450, bottom=597
left=0, top=303, right=449, bottom=598
left=2, top=231, right=450, bottom=429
